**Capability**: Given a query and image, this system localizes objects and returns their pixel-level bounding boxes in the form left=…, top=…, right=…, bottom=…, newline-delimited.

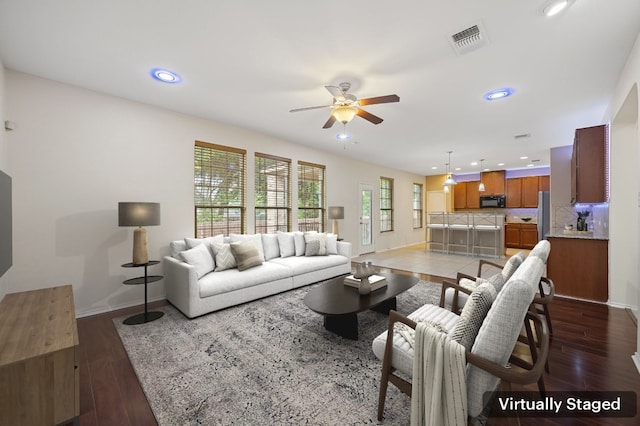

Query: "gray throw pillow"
left=450, top=281, right=497, bottom=350
left=211, top=243, right=237, bottom=271
left=230, top=240, right=263, bottom=271
left=304, top=240, right=321, bottom=256
left=304, top=232, right=327, bottom=255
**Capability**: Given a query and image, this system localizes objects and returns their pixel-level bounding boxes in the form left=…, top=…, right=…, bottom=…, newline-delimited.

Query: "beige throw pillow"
left=230, top=240, right=263, bottom=271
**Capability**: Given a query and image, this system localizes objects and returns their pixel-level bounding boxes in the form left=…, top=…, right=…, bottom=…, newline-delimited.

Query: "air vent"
left=449, top=23, right=489, bottom=55
left=514, top=133, right=531, bottom=139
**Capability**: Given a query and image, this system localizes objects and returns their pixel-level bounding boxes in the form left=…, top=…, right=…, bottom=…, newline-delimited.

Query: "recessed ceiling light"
left=497, top=162, right=505, bottom=166
left=520, top=156, right=529, bottom=160
left=150, top=68, right=182, bottom=84
left=527, top=163, right=535, bottom=167
left=483, top=87, right=515, bottom=101
left=543, top=0, right=571, bottom=17
left=455, top=167, right=461, bottom=171
left=431, top=166, right=438, bottom=170
left=470, top=161, right=478, bottom=166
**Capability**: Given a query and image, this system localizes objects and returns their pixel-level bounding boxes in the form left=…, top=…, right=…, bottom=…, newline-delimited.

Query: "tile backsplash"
left=553, top=204, right=609, bottom=236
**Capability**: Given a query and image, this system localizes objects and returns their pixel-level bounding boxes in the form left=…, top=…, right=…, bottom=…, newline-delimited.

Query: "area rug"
left=114, top=280, right=443, bottom=425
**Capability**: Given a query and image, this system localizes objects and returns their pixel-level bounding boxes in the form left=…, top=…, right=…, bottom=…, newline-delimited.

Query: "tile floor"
left=352, top=243, right=527, bottom=279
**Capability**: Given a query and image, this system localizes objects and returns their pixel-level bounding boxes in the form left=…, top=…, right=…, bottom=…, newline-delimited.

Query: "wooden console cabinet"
left=0, top=285, right=79, bottom=425
left=547, top=237, right=608, bottom=302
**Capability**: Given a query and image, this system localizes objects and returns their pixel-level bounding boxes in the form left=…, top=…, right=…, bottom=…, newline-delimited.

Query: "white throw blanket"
left=408, top=322, right=467, bottom=426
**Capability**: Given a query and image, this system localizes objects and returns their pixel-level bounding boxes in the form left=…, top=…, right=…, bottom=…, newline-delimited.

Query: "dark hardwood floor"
left=76, top=268, right=640, bottom=425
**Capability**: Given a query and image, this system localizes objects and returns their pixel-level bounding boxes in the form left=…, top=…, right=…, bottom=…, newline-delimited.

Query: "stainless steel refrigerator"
left=537, top=191, right=550, bottom=241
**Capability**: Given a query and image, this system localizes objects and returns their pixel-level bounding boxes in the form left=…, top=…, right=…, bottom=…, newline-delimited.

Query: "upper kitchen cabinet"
left=453, top=181, right=480, bottom=209
left=505, top=176, right=549, bottom=208
left=571, top=125, right=607, bottom=204
left=539, top=175, right=550, bottom=191
left=521, top=176, right=540, bottom=207
left=481, top=170, right=505, bottom=195
left=506, top=178, right=522, bottom=208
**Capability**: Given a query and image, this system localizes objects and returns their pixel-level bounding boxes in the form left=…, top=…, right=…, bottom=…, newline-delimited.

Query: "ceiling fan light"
left=332, top=105, right=358, bottom=124
left=543, top=0, right=569, bottom=17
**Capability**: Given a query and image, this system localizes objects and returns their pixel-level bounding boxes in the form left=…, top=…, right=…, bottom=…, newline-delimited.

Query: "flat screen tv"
left=0, top=169, right=11, bottom=277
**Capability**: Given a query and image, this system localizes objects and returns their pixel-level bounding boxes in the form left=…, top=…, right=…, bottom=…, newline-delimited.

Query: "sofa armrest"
left=337, top=240, right=352, bottom=258
left=163, top=255, right=200, bottom=318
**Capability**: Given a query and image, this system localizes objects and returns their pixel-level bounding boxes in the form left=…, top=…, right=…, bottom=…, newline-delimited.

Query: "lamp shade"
left=118, top=202, right=161, bottom=227
left=328, top=206, right=345, bottom=220
left=331, top=106, right=358, bottom=124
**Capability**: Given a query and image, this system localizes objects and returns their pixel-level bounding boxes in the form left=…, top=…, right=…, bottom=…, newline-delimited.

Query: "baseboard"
left=76, top=295, right=166, bottom=318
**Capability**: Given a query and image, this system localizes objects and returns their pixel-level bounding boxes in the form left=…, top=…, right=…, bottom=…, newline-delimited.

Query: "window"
left=412, top=183, right=423, bottom=228
left=298, top=161, right=325, bottom=232
left=255, top=153, right=291, bottom=234
left=194, top=141, right=246, bottom=237
left=380, top=177, right=394, bottom=232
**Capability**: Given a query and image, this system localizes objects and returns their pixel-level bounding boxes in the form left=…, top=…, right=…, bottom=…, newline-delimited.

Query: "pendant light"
left=478, top=159, right=486, bottom=192
left=443, top=151, right=457, bottom=186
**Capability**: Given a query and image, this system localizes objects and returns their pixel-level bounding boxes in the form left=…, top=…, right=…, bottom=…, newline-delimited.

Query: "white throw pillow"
left=179, top=243, right=215, bottom=278
left=293, top=232, right=305, bottom=256
left=261, top=233, right=280, bottom=260
left=211, top=243, right=237, bottom=271
left=229, top=234, right=265, bottom=261
left=184, top=234, right=223, bottom=249
left=277, top=231, right=295, bottom=258
left=326, top=233, right=338, bottom=255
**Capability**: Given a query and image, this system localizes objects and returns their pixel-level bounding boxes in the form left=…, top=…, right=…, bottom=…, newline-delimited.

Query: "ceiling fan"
left=290, top=82, right=400, bottom=129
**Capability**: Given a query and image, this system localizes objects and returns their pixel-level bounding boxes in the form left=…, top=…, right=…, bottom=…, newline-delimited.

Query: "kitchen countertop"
left=546, top=228, right=608, bottom=241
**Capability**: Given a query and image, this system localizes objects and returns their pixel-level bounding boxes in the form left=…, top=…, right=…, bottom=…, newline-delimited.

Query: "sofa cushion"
left=326, top=233, right=338, bottom=255
left=529, top=240, right=551, bottom=263
left=450, top=281, right=496, bottom=350
left=304, top=232, right=326, bottom=255
left=230, top=234, right=265, bottom=261
left=276, top=231, right=295, bottom=258
left=198, top=262, right=293, bottom=298
left=294, top=232, right=305, bottom=256
left=270, top=254, right=346, bottom=275
left=170, top=240, right=188, bottom=259
left=184, top=235, right=223, bottom=249
left=230, top=240, right=263, bottom=271
left=261, top=233, right=281, bottom=260
left=501, top=251, right=526, bottom=283
left=212, top=243, right=237, bottom=271
left=179, top=243, right=215, bottom=278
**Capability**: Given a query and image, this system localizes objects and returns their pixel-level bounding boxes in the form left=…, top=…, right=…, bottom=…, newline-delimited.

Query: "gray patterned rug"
left=114, top=279, right=443, bottom=425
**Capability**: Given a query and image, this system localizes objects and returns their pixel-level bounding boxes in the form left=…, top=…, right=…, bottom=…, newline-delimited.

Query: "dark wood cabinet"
left=571, top=125, right=607, bottom=204
left=506, top=179, right=522, bottom=208
left=466, top=181, right=480, bottom=209
left=547, top=237, right=608, bottom=302
left=453, top=182, right=467, bottom=210
left=505, top=223, right=538, bottom=249
left=522, top=176, right=539, bottom=208
left=453, top=181, right=480, bottom=209
left=481, top=170, right=505, bottom=195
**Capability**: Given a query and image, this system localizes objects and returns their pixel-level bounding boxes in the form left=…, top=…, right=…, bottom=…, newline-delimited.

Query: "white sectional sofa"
left=163, top=232, right=352, bottom=318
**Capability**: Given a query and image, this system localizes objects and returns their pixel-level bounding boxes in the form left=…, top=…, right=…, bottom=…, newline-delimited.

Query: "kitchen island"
left=546, top=230, right=608, bottom=302
left=426, top=212, right=504, bottom=257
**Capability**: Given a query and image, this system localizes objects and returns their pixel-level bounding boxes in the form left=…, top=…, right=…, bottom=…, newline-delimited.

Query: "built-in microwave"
left=480, top=195, right=506, bottom=208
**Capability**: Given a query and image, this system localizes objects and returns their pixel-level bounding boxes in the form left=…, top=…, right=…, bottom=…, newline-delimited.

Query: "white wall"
left=4, top=70, right=425, bottom=316
left=0, top=60, right=8, bottom=300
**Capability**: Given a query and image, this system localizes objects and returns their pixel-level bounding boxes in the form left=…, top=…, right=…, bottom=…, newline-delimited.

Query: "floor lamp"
left=328, top=206, right=344, bottom=238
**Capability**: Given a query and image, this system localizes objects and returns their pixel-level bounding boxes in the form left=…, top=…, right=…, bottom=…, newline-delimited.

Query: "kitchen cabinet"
left=453, top=181, right=480, bottom=209
left=571, top=125, right=607, bottom=204
left=539, top=175, right=550, bottom=191
left=505, top=223, right=538, bottom=249
left=481, top=170, right=505, bottom=195
left=522, top=176, right=540, bottom=208
left=547, top=236, right=608, bottom=302
left=506, top=179, right=522, bottom=208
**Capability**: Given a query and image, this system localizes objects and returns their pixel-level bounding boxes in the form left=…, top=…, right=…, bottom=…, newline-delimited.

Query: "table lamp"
left=118, top=202, right=161, bottom=265
left=328, top=206, right=344, bottom=238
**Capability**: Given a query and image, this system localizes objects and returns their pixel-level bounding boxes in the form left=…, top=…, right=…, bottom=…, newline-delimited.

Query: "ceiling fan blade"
left=357, top=94, right=400, bottom=106
left=325, top=85, right=345, bottom=102
left=322, top=115, right=337, bottom=129
left=357, top=108, right=384, bottom=125
left=290, top=105, right=332, bottom=113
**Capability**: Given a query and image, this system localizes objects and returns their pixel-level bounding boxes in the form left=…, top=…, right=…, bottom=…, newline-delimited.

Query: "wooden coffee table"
left=303, top=272, right=419, bottom=340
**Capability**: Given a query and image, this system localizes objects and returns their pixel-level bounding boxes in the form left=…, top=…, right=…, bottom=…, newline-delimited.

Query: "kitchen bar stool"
left=447, top=213, right=471, bottom=255
left=426, top=212, right=447, bottom=253
left=471, top=213, right=501, bottom=258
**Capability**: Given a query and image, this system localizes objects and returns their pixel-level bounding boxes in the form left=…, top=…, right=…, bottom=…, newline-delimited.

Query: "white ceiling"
left=1, top=0, right=639, bottom=176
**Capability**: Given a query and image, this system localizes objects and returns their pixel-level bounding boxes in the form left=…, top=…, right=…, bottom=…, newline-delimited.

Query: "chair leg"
left=543, top=304, right=553, bottom=336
